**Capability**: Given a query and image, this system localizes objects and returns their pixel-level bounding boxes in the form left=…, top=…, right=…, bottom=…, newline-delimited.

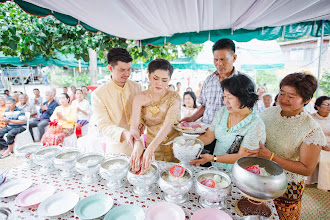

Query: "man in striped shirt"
left=181, top=38, right=242, bottom=166
left=0, top=98, right=26, bottom=158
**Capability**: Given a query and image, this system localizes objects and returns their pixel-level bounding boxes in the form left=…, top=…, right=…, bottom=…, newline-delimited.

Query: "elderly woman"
left=130, top=59, right=182, bottom=172
left=190, top=74, right=266, bottom=171
left=41, top=93, right=77, bottom=145
left=307, top=96, right=330, bottom=191
left=248, top=73, right=326, bottom=219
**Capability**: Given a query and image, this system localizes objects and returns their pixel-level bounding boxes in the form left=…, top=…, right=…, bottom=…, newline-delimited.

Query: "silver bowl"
left=53, top=149, right=81, bottom=177
left=100, top=157, right=129, bottom=189
left=32, top=146, right=61, bottom=174
left=158, top=168, right=193, bottom=204
left=75, top=153, right=104, bottom=183
left=0, top=207, right=11, bottom=220
left=127, top=163, right=159, bottom=196
left=172, top=136, right=204, bottom=168
left=241, top=216, right=270, bottom=220
left=195, top=169, right=231, bottom=209
left=231, top=157, right=287, bottom=201
left=14, top=143, right=43, bottom=167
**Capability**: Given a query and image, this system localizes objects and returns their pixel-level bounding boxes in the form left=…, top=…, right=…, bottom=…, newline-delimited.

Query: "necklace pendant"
left=150, top=106, right=160, bottom=116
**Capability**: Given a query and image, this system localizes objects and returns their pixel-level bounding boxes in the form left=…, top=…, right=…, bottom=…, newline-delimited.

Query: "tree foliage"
left=0, top=2, right=203, bottom=64
left=319, top=69, right=330, bottom=96
left=256, top=70, right=280, bottom=94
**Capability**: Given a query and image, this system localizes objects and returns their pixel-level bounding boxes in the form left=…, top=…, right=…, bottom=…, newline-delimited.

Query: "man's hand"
left=130, top=141, right=144, bottom=172
left=40, top=104, right=48, bottom=111
left=122, top=130, right=140, bottom=149
left=180, top=116, right=195, bottom=122
left=2, top=118, right=9, bottom=123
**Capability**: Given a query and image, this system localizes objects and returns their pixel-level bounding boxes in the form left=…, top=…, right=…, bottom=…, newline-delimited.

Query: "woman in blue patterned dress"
left=190, top=74, right=266, bottom=171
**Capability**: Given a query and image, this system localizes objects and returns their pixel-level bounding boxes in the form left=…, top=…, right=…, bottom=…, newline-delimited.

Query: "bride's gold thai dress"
left=141, top=91, right=182, bottom=162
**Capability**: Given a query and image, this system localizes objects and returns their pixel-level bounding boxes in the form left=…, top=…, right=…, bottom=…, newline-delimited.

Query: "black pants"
left=29, top=120, right=49, bottom=140
left=0, top=126, right=26, bottom=149
left=201, top=139, right=216, bottom=167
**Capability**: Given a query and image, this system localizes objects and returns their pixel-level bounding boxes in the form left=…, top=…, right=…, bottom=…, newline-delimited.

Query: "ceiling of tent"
left=1, top=0, right=329, bottom=45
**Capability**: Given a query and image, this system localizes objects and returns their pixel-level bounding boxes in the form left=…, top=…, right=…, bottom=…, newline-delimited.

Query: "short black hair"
left=221, top=74, right=258, bottom=109
left=314, top=96, right=330, bottom=110
left=4, top=90, right=9, bottom=93
left=33, top=88, right=39, bottom=91
left=176, top=82, right=181, bottom=86
left=183, top=91, right=197, bottom=108
left=63, top=87, right=68, bottom=89
left=148, top=59, right=174, bottom=78
left=212, top=38, right=235, bottom=53
left=60, top=93, right=70, bottom=103
left=107, top=47, right=133, bottom=66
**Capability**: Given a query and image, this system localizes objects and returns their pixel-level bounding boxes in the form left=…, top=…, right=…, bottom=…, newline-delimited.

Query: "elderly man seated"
left=29, top=90, right=59, bottom=141
left=0, top=97, right=26, bottom=158
left=17, top=94, right=38, bottom=119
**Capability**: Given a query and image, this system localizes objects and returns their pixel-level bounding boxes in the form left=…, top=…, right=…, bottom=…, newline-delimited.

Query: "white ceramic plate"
left=0, top=179, right=32, bottom=198
left=174, top=122, right=208, bottom=134
left=38, top=191, right=80, bottom=217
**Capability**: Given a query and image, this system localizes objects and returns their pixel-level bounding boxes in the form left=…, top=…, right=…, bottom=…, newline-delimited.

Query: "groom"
left=91, top=48, right=142, bottom=155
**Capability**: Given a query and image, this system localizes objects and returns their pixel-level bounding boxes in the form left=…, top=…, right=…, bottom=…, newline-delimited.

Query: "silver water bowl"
left=127, top=163, right=159, bottom=196
left=231, top=157, right=287, bottom=201
left=158, top=168, right=193, bottom=204
left=75, top=153, right=104, bottom=184
left=241, top=216, right=271, bottom=220
left=53, top=149, right=81, bottom=177
left=0, top=207, right=11, bottom=220
left=32, top=146, right=61, bottom=174
left=100, top=157, right=129, bottom=189
left=172, top=136, right=204, bottom=168
left=195, top=169, right=231, bottom=209
left=14, top=143, right=43, bottom=167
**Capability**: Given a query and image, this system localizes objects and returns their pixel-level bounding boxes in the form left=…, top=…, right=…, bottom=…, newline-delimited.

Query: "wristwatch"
left=213, top=155, right=217, bottom=162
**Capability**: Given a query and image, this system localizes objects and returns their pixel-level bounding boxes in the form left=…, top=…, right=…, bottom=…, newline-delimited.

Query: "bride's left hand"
left=141, top=148, right=155, bottom=172
left=247, top=141, right=271, bottom=159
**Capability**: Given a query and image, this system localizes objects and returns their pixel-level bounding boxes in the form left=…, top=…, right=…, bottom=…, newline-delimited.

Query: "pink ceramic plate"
left=145, top=202, right=185, bottom=220
left=192, top=208, right=232, bottom=220
left=15, top=184, right=55, bottom=208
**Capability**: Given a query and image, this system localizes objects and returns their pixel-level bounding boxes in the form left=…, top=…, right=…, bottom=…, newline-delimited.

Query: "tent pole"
left=316, top=20, right=325, bottom=98
left=19, top=66, right=26, bottom=94
left=139, top=40, right=144, bottom=89
left=73, top=68, right=77, bottom=87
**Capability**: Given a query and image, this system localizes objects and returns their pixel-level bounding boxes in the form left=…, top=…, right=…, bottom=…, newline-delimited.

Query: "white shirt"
left=72, top=99, right=92, bottom=121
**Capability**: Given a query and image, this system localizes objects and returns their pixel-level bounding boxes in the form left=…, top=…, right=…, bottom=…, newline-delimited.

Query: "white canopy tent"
left=17, top=0, right=330, bottom=40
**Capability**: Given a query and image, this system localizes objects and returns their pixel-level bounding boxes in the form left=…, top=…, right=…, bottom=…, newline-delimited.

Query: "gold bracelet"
left=269, top=152, right=275, bottom=161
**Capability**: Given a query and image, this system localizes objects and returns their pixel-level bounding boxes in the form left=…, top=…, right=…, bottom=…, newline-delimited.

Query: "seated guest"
left=194, top=81, right=203, bottom=99
left=41, top=93, right=77, bottom=145
left=72, top=89, right=92, bottom=137
left=29, top=90, right=59, bottom=141
left=307, top=96, right=330, bottom=191
left=82, top=86, right=91, bottom=103
left=0, top=98, right=26, bottom=158
left=248, top=73, right=326, bottom=219
left=18, top=94, right=38, bottom=119
left=186, top=87, right=193, bottom=92
left=256, top=86, right=267, bottom=112
left=259, top=93, right=273, bottom=112
left=4, top=90, right=10, bottom=98
left=11, top=92, right=20, bottom=105
left=30, top=88, right=43, bottom=106
left=190, top=74, right=265, bottom=171
left=52, top=87, right=60, bottom=103
left=63, top=87, right=69, bottom=94
left=69, top=86, right=76, bottom=104
left=0, top=96, right=7, bottom=129
left=168, top=84, right=175, bottom=91
left=181, top=91, right=198, bottom=118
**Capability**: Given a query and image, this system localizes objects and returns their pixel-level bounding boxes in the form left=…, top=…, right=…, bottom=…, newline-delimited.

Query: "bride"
left=129, top=59, right=181, bottom=172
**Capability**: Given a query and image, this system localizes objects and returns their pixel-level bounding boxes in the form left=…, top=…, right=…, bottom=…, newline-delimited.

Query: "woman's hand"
left=322, top=145, right=330, bottom=151
left=130, top=141, right=144, bottom=172
left=247, top=141, right=271, bottom=159
left=122, top=130, right=140, bottom=149
left=190, top=154, right=213, bottom=166
left=140, top=147, right=155, bottom=172
left=56, top=112, right=63, bottom=119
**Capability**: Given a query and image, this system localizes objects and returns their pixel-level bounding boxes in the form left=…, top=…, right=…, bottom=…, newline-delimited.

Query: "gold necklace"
left=226, top=111, right=251, bottom=132
left=149, top=89, right=166, bottom=116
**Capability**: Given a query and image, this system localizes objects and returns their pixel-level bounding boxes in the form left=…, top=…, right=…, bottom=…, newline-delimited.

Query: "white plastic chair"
left=4, top=112, right=34, bottom=152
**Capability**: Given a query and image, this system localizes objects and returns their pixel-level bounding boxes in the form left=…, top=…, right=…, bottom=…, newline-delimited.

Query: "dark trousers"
left=29, top=120, right=49, bottom=140
left=0, top=126, right=26, bottom=149
left=201, top=139, right=216, bottom=167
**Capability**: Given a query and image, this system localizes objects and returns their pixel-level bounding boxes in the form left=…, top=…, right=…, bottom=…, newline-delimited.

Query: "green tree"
left=0, top=2, right=203, bottom=64
left=256, top=70, right=280, bottom=94
left=319, top=69, right=330, bottom=96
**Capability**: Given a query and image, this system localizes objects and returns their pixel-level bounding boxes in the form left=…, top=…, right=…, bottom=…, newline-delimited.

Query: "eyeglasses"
left=321, top=103, right=330, bottom=107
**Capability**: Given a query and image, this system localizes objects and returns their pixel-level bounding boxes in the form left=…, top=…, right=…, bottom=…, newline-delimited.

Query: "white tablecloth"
left=0, top=162, right=279, bottom=220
